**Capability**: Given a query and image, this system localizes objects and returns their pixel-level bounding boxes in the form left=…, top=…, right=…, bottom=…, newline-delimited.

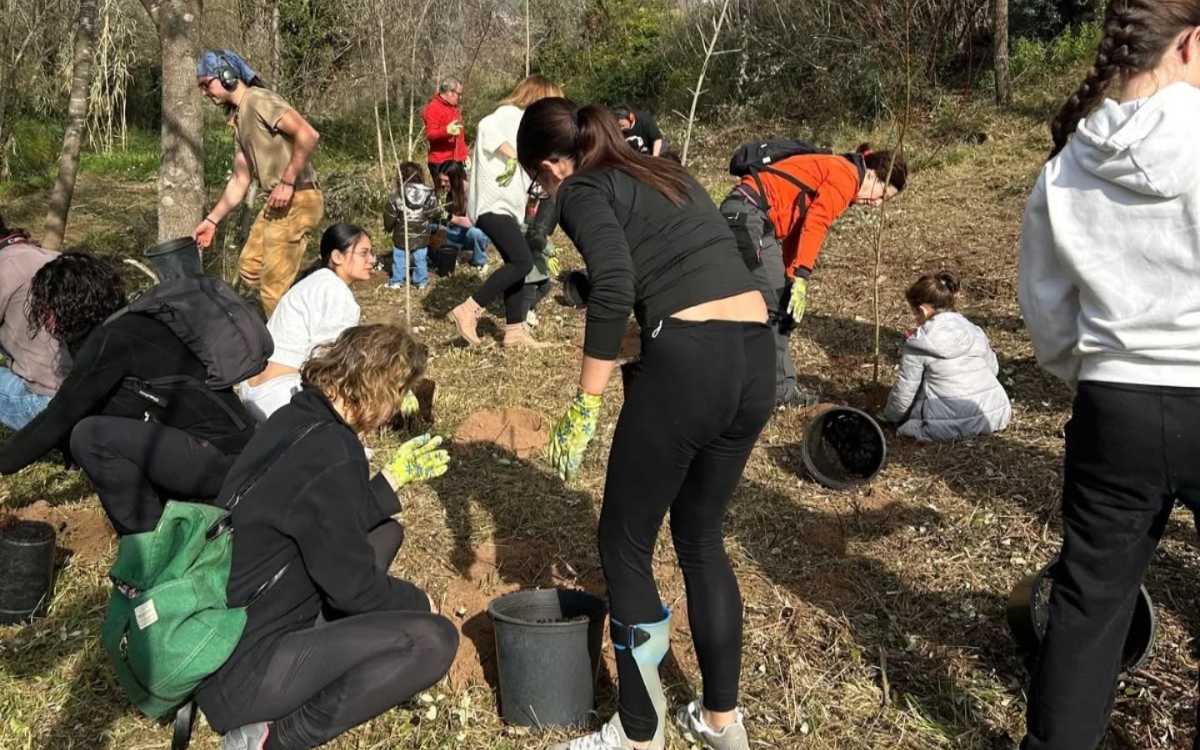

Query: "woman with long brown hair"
left=518, top=98, right=772, bottom=750
left=448, top=74, right=563, bottom=348
left=1018, top=2, right=1200, bottom=748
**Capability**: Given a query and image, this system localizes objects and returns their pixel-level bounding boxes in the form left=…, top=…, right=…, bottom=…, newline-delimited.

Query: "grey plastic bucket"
left=488, top=588, right=607, bottom=727
left=800, top=406, right=887, bottom=490
left=0, top=520, right=56, bottom=625
left=144, top=237, right=203, bottom=282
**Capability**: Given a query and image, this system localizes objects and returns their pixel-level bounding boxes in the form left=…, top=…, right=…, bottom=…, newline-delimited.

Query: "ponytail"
left=295, top=223, right=365, bottom=285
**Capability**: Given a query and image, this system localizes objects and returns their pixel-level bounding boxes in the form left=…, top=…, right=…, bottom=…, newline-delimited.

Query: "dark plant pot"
left=432, top=246, right=459, bottom=277
left=0, top=520, right=56, bottom=625
left=560, top=271, right=591, bottom=308
left=488, top=588, right=607, bottom=727
left=800, top=406, right=887, bottom=490
left=1007, top=557, right=1156, bottom=675
left=144, top=237, right=203, bottom=282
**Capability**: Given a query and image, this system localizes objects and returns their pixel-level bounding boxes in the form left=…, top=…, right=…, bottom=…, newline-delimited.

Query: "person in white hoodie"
left=1017, top=4, right=1200, bottom=749
left=448, top=75, right=563, bottom=348
left=880, top=272, right=1010, bottom=441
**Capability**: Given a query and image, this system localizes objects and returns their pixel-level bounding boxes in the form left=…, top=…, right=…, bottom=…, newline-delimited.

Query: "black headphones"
left=214, top=51, right=240, bottom=91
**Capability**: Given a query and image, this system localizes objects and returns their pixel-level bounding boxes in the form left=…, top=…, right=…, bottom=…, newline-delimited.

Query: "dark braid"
left=1050, top=0, right=1200, bottom=158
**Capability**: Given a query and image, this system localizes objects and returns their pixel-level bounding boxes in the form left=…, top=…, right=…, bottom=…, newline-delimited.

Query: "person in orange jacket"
left=720, top=144, right=908, bottom=407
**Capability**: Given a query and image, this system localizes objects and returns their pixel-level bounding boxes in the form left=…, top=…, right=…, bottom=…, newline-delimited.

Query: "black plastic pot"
left=560, top=271, right=591, bottom=308
left=432, top=246, right=459, bottom=277
left=800, top=406, right=887, bottom=490
left=1007, top=558, right=1156, bottom=674
left=144, top=237, right=203, bottom=282
left=0, top=520, right=56, bottom=625
left=488, top=588, right=607, bottom=727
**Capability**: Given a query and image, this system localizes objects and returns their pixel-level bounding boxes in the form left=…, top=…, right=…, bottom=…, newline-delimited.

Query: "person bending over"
left=612, top=105, right=665, bottom=156
left=519, top=98, right=773, bottom=750
left=0, top=253, right=254, bottom=535
left=879, top=272, right=1011, bottom=441
left=197, top=324, right=457, bottom=750
left=239, top=224, right=374, bottom=422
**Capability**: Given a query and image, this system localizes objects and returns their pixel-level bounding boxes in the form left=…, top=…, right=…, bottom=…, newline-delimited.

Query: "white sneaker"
left=526, top=310, right=539, bottom=327
left=551, top=714, right=663, bottom=750
left=221, top=722, right=269, bottom=750
left=675, top=700, right=748, bottom=750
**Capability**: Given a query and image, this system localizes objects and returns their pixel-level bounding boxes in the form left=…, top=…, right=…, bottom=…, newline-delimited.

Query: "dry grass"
left=3, top=89, right=1200, bottom=750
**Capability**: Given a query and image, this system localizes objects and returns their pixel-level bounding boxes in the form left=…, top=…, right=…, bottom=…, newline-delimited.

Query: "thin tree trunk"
left=44, top=0, right=101, bottom=251
left=680, top=0, right=731, bottom=167
left=525, top=0, right=530, bottom=77
left=141, top=0, right=206, bottom=242
left=993, top=0, right=1011, bottom=105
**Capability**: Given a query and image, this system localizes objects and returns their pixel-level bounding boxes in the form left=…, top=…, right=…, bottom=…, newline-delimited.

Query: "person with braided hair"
left=1018, top=2, right=1200, bottom=749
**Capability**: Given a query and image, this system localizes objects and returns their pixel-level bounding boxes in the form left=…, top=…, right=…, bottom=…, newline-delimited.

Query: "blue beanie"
left=196, top=49, right=258, bottom=85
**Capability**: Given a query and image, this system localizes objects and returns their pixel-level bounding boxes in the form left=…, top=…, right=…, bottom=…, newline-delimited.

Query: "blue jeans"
left=0, top=366, right=51, bottom=430
left=391, top=246, right=429, bottom=286
left=445, top=225, right=490, bottom=267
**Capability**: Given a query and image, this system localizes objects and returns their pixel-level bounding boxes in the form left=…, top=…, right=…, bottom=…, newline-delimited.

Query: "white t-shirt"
left=266, top=268, right=361, bottom=369
left=468, top=104, right=531, bottom=225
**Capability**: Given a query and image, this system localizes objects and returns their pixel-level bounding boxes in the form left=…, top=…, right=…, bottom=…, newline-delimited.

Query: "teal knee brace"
left=611, top=606, right=671, bottom=734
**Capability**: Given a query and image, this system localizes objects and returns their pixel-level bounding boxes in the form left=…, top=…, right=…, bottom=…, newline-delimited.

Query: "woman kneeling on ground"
left=239, top=223, right=374, bottom=422
left=0, top=253, right=254, bottom=535
left=519, top=98, right=773, bottom=750
left=197, top=323, right=458, bottom=750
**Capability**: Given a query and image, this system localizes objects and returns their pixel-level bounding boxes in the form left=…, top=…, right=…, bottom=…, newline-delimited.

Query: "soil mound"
left=12, top=501, right=114, bottom=565
left=453, top=408, right=549, bottom=459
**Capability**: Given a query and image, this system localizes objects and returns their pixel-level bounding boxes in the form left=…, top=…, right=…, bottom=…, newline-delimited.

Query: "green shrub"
left=6, top=119, right=62, bottom=182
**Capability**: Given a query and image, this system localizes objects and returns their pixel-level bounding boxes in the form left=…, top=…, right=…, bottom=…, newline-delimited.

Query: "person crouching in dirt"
left=0, top=253, right=254, bottom=535
left=192, top=49, right=323, bottom=318
left=878, top=272, right=1010, bottom=440
left=196, top=324, right=457, bottom=750
left=719, top=145, right=907, bottom=408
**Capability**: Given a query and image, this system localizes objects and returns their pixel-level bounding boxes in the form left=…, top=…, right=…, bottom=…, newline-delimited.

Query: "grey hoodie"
left=881, top=311, right=1011, bottom=442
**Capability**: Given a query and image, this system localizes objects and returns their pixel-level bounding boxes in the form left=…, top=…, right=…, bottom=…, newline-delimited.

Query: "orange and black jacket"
left=738, top=153, right=863, bottom=280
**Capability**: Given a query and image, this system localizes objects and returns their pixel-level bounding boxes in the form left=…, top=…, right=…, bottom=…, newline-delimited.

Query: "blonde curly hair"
left=301, top=324, right=427, bottom=433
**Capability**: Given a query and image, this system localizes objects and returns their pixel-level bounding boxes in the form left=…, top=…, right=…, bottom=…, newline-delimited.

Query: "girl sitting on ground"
left=436, top=161, right=491, bottom=271
left=239, top=223, right=374, bottom=422
left=197, top=323, right=457, bottom=750
left=384, top=162, right=440, bottom=289
left=879, top=272, right=1011, bottom=441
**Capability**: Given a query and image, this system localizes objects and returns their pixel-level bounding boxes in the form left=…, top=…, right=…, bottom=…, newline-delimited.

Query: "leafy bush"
left=6, top=119, right=62, bottom=182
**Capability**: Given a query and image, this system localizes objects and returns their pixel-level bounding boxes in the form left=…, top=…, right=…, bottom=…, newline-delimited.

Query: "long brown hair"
left=1051, top=1, right=1200, bottom=157
left=498, top=74, right=564, bottom=109
left=517, top=98, right=692, bottom=206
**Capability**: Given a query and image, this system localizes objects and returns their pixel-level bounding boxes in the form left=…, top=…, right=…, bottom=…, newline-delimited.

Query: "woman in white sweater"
left=239, top=223, right=372, bottom=421
left=1017, top=4, right=1200, bottom=749
left=448, top=75, right=562, bottom=348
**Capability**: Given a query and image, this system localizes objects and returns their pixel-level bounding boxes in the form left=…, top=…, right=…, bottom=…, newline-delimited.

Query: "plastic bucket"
left=800, top=406, right=887, bottom=490
left=432, top=246, right=459, bottom=277
left=488, top=588, right=607, bottom=727
left=144, top=237, right=203, bottom=282
left=0, top=520, right=56, bottom=625
left=1007, top=558, right=1156, bottom=674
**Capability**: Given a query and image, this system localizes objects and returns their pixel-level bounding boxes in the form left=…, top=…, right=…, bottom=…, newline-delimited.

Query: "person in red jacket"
left=422, top=78, right=469, bottom=179
left=720, top=145, right=908, bottom=407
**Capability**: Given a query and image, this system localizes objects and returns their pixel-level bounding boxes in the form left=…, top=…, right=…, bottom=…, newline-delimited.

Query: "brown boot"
left=450, top=298, right=484, bottom=345
left=503, top=322, right=552, bottom=349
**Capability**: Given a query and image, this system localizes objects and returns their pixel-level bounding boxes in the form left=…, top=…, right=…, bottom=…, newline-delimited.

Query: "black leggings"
left=472, top=212, right=534, bottom=324
left=203, top=522, right=459, bottom=749
left=69, top=416, right=236, bottom=535
left=599, top=319, right=774, bottom=741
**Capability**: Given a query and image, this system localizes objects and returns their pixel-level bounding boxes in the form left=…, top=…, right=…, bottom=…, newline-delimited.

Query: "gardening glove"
left=786, top=278, right=808, bottom=322
left=446, top=120, right=463, bottom=136
left=385, top=434, right=450, bottom=488
left=547, top=391, right=602, bottom=481
left=496, top=158, right=519, bottom=187
left=546, top=253, right=561, bottom=278
left=400, top=389, right=420, bottom=417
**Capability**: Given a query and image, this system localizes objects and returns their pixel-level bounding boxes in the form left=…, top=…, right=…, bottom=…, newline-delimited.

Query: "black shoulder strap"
left=171, top=701, right=196, bottom=750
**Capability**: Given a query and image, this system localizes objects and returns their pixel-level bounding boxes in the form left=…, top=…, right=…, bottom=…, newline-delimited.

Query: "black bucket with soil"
left=0, top=519, right=56, bottom=625
left=1007, top=558, right=1156, bottom=674
left=432, top=246, right=459, bottom=277
left=800, top=406, right=887, bottom=490
left=488, top=588, right=607, bottom=727
left=144, top=237, right=203, bottom=282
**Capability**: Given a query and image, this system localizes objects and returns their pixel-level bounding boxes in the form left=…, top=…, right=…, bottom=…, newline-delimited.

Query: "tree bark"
left=43, top=0, right=101, bottom=250
left=141, top=0, right=206, bottom=242
left=993, top=0, right=1011, bottom=105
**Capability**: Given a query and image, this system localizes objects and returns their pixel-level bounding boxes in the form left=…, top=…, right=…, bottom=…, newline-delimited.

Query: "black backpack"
left=728, top=139, right=831, bottom=230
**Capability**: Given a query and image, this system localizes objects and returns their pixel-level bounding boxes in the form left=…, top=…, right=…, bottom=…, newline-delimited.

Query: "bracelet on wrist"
left=203, top=217, right=218, bottom=227
left=280, top=180, right=295, bottom=187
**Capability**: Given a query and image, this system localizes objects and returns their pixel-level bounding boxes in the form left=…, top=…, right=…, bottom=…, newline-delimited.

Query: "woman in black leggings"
left=518, top=99, right=773, bottom=750
left=196, top=324, right=457, bottom=750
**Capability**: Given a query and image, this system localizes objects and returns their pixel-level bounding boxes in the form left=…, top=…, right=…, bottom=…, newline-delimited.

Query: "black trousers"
left=202, top=521, right=459, bottom=749
left=599, top=319, right=774, bottom=741
left=472, top=212, right=534, bottom=324
left=69, top=416, right=236, bottom=535
left=1022, top=381, right=1200, bottom=750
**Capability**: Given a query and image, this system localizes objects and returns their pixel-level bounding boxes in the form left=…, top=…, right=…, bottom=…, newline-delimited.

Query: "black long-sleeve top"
left=200, top=386, right=427, bottom=718
left=556, top=167, right=756, bottom=360
left=0, top=313, right=253, bottom=474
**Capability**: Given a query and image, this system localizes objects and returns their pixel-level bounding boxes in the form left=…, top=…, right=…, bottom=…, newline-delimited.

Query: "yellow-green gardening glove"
left=786, top=277, right=809, bottom=322
left=496, top=158, right=519, bottom=187
left=400, top=389, right=420, bottom=417
left=547, top=391, right=602, bottom=481
left=385, top=434, right=450, bottom=488
left=546, top=252, right=561, bottom=278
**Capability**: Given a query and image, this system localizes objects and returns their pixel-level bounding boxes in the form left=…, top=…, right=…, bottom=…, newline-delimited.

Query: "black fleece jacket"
left=0, top=313, right=253, bottom=474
